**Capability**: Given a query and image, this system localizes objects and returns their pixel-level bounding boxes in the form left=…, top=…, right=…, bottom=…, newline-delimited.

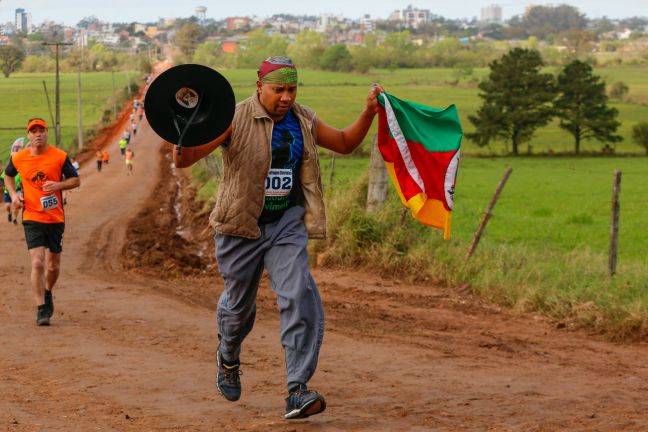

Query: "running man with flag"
left=173, top=56, right=382, bottom=420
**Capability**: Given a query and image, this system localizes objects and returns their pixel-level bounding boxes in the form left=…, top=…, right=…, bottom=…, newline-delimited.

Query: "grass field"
left=219, top=65, right=648, bottom=155
left=0, top=72, right=135, bottom=163
left=316, top=155, right=648, bottom=338
left=320, top=156, right=648, bottom=263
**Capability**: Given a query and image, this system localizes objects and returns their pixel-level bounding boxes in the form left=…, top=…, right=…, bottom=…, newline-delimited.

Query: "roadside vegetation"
left=315, top=156, right=648, bottom=341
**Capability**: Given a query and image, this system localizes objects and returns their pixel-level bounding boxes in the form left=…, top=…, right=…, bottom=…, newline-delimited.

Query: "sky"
left=1, top=0, right=645, bottom=27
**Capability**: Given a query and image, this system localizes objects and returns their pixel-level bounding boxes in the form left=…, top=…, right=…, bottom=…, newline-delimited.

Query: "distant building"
left=318, top=14, right=335, bottom=32
left=226, top=17, right=250, bottom=31
left=360, top=14, right=374, bottom=33
left=481, top=4, right=502, bottom=23
left=388, top=6, right=431, bottom=29
left=222, top=40, right=238, bottom=54
left=1, top=22, right=17, bottom=36
left=15, top=8, right=32, bottom=34
left=145, top=26, right=159, bottom=38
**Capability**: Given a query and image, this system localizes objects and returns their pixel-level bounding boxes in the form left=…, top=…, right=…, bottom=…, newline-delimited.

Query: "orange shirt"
left=103, top=150, right=109, bottom=161
left=7, top=147, right=75, bottom=224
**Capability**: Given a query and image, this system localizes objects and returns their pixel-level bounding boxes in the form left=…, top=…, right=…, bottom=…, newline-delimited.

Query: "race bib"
left=40, top=194, right=59, bottom=211
left=265, top=169, right=293, bottom=197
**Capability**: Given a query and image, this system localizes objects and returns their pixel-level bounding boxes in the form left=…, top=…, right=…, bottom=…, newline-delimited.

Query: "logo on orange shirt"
left=30, top=171, right=48, bottom=188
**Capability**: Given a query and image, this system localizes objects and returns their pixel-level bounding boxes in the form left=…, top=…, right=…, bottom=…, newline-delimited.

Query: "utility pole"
left=76, top=63, right=84, bottom=151
left=111, top=69, right=117, bottom=120
left=43, top=40, right=73, bottom=148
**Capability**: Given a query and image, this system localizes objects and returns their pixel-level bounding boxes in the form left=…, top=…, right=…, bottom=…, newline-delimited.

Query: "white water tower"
left=196, top=6, right=207, bottom=25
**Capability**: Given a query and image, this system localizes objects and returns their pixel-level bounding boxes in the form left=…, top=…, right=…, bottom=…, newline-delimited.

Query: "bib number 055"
left=40, top=194, right=59, bottom=211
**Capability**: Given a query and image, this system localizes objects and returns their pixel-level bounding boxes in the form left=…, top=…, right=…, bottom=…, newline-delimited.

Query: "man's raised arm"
left=173, top=126, right=232, bottom=168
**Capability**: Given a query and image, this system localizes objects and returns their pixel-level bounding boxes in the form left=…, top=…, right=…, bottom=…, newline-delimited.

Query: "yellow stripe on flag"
left=385, top=162, right=452, bottom=240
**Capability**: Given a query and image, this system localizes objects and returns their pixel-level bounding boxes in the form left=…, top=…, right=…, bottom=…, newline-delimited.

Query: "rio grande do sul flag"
left=377, top=92, right=462, bottom=240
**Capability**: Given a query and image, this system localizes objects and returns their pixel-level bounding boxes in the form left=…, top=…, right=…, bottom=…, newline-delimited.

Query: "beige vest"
left=209, top=93, right=327, bottom=240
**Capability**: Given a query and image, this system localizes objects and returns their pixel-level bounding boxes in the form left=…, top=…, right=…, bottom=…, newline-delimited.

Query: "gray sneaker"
left=216, top=350, right=242, bottom=401
left=284, top=385, right=326, bottom=419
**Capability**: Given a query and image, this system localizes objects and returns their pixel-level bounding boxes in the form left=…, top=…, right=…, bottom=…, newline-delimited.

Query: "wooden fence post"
left=466, top=166, right=513, bottom=259
left=367, top=134, right=388, bottom=212
left=608, top=170, right=622, bottom=277
left=329, top=154, right=336, bottom=190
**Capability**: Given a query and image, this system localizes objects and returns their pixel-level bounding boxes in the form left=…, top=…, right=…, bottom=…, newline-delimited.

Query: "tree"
left=631, top=122, right=648, bottom=155
left=236, top=28, right=288, bottom=69
left=173, top=23, right=205, bottom=58
left=349, top=33, right=379, bottom=73
left=88, top=44, right=117, bottom=71
left=286, top=29, right=326, bottom=69
left=467, top=48, right=555, bottom=155
left=381, top=31, right=416, bottom=68
left=609, top=81, right=629, bottom=100
left=320, top=44, right=353, bottom=72
left=522, top=5, right=587, bottom=40
left=558, top=29, right=595, bottom=61
left=554, top=60, right=622, bottom=154
left=0, top=45, right=26, bottom=78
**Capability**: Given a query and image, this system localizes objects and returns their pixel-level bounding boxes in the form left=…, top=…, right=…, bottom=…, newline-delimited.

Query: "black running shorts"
left=23, top=221, right=65, bottom=253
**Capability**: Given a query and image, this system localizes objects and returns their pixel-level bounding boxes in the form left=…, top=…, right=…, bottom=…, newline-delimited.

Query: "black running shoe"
left=284, top=385, right=326, bottom=419
left=216, top=350, right=242, bottom=401
left=36, top=305, right=50, bottom=326
left=44, top=290, right=54, bottom=318
left=12, top=218, right=17, bottom=225
left=7, top=213, right=11, bottom=223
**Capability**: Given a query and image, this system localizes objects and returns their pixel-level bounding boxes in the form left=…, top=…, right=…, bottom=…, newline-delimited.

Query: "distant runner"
left=3, top=118, right=80, bottom=326
left=11, top=173, right=23, bottom=224
left=96, top=150, right=103, bottom=172
left=102, top=150, right=110, bottom=166
left=71, top=156, right=80, bottom=172
left=119, top=138, right=128, bottom=157
left=1, top=170, right=20, bottom=224
left=63, top=156, right=81, bottom=205
left=125, top=147, right=134, bottom=175
left=11, top=137, right=28, bottom=153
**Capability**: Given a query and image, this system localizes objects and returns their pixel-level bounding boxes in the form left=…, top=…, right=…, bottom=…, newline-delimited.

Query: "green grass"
left=0, top=72, right=134, bottom=162
left=321, top=156, right=648, bottom=263
left=316, top=155, right=648, bottom=339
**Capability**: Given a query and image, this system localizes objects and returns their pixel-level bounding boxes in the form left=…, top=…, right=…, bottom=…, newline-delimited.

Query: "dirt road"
left=1, top=117, right=648, bottom=431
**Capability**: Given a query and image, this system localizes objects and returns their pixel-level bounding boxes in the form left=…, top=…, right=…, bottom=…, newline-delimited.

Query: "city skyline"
left=0, top=0, right=645, bottom=27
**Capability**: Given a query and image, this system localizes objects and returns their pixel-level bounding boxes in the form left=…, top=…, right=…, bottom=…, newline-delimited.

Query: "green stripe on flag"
left=379, top=93, right=462, bottom=152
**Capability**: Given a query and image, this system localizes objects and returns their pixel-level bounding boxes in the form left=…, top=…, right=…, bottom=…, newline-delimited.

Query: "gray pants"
left=215, top=206, right=325, bottom=390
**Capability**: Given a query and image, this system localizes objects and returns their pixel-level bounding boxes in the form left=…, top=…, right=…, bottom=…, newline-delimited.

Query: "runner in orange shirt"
left=3, top=118, right=80, bottom=326
left=102, top=149, right=110, bottom=166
